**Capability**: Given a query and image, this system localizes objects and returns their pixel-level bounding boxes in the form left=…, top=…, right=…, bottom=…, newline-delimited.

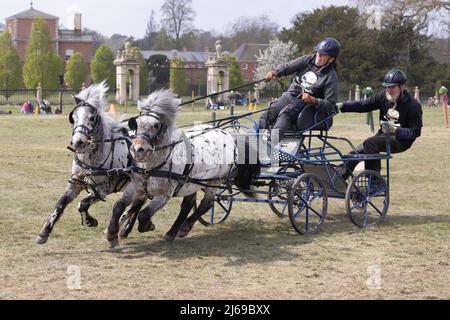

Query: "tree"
left=91, top=44, right=116, bottom=89
left=352, top=0, right=450, bottom=35
left=254, top=38, right=298, bottom=91
left=161, top=0, right=196, bottom=50
left=131, top=47, right=150, bottom=94
left=144, top=10, right=159, bottom=49
left=148, top=54, right=170, bottom=92
left=153, top=28, right=175, bottom=50
left=280, top=5, right=449, bottom=96
left=23, top=19, right=64, bottom=90
left=226, top=55, right=245, bottom=88
left=169, top=56, right=186, bottom=96
left=0, top=31, right=22, bottom=97
left=64, top=53, right=86, bottom=91
left=280, top=6, right=381, bottom=92
left=83, top=28, right=106, bottom=54
left=226, top=15, right=279, bottom=47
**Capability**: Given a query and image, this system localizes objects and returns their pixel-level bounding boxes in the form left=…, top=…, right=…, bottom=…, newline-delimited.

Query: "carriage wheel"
left=268, top=165, right=302, bottom=218
left=198, top=188, right=234, bottom=226
left=345, top=170, right=389, bottom=228
left=288, top=173, right=328, bottom=235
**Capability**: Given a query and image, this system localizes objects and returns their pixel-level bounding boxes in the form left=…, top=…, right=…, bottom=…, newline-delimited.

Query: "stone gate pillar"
left=204, top=40, right=230, bottom=103
left=114, top=40, right=141, bottom=104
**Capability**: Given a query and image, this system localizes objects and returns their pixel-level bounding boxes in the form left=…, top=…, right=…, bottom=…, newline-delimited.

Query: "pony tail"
left=234, top=136, right=260, bottom=199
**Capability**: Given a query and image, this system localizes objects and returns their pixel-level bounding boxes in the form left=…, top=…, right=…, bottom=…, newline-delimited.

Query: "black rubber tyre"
left=345, top=170, right=389, bottom=228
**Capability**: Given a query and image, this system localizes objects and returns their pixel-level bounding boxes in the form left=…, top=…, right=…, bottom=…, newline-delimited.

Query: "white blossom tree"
left=254, top=38, right=298, bottom=90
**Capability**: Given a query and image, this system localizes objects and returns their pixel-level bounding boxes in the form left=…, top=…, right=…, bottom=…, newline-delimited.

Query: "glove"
left=266, top=71, right=277, bottom=81
left=380, top=121, right=399, bottom=135
left=334, top=103, right=343, bottom=113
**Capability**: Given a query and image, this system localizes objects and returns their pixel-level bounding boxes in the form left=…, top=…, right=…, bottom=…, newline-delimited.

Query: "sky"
left=1, top=0, right=351, bottom=38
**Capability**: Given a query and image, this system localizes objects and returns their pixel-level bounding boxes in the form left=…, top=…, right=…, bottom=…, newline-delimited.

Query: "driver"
left=337, top=69, right=423, bottom=180
left=259, top=37, right=341, bottom=139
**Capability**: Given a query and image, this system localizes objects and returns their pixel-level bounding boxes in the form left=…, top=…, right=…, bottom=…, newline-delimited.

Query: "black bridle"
left=69, top=103, right=101, bottom=141
left=129, top=111, right=168, bottom=148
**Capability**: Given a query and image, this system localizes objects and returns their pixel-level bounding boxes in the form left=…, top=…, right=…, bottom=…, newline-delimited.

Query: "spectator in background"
left=20, top=101, right=34, bottom=114
left=427, top=97, right=434, bottom=108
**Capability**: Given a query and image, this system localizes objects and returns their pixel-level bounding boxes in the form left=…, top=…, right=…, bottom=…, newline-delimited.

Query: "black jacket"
left=275, top=55, right=339, bottom=112
left=341, top=90, right=423, bottom=147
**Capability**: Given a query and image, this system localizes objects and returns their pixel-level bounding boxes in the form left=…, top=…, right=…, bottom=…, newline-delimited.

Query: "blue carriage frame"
left=199, top=111, right=392, bottom=234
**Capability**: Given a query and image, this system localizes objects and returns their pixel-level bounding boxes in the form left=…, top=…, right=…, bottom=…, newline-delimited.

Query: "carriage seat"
left=296, top=105, right=333, bottom=132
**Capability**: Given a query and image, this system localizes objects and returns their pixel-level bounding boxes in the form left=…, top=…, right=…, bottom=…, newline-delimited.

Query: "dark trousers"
left=343, top=133, right=411, bottom=179
left=259, top=93, right=307, bottom=138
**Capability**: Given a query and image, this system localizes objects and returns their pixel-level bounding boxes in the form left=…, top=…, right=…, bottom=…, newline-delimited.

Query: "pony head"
left=130, top=89, right=180, bottom=163
left=70, top=81, right=108, bottom=153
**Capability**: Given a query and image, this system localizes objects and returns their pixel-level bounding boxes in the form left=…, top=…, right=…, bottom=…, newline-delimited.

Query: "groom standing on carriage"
left=259, top=37, right=341, bottom=139
left=337, top=69, right=423, bottom=180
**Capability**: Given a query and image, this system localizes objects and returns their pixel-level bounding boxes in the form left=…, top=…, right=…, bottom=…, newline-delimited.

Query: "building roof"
left=59, top=30, right=93, bottom=43
left=234, top=43, right=269, bottom=62
left=142, top=50, right=211, bottom=62
left=5, top=7, right=59, bottom=21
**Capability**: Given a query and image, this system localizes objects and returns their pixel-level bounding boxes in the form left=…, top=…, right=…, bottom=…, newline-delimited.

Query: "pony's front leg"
left=137, top=195, right=169, bottom=233
left=106, top=188, right=139, bottom=248
left=178, top=188, right=216, bottom=239
left=163, top=194, right=197, bottom=242
left=36, top=184, right=83, bottom=245
left=78, top=194, right=102, bottom=228
left=118, top=199, right=149, bottom=239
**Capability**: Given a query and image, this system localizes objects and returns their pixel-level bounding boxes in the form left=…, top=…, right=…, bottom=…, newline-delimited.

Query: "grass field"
left=0, top=105, right=448, bottom=300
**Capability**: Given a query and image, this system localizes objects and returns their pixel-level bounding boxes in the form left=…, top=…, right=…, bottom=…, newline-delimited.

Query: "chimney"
left=74, top=13, right=82, bottom=36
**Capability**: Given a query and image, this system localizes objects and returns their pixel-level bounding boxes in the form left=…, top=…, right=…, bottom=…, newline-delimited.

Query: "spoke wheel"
left=345, top=170, right=389, bottom=228
left=288, top=173, right=328, bottom=235
left=198, top=188, right=234, bottom=226
left=268, top=165, right=302, bottom=218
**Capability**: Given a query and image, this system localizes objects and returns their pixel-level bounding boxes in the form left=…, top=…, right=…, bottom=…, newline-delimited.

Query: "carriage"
left=196, top=104, right=392, bottom=235
left=37, top=83, right=392, bottom=247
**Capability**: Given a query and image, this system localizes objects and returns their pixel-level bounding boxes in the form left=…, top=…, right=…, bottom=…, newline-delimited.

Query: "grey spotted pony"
left=106, top=89, right=258, bottom=248
left=36, top=82, right=146, bottom=245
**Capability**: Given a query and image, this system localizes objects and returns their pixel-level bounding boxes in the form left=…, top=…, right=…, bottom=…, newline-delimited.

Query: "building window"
left=242, top=63, right=248, bottom=70
left=65, top=49, right=74, bottom=61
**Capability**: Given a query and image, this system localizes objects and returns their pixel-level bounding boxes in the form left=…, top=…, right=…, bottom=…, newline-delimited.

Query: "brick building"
left=234, top=43, right=269, bottom=81
left=4, top=5, right=93, bottom=84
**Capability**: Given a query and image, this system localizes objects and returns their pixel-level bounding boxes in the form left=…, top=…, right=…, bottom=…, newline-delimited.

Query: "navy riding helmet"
left=382, top=69, right=407, bottom=87
left=314, top=38, right=342, bottom=58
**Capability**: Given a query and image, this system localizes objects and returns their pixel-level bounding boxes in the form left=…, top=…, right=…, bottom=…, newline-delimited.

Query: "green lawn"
left=0, top=106, right=448, bottom=299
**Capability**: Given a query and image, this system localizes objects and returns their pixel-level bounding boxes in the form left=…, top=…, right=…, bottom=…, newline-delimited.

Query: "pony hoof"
left=87, top=218, right=98, bottom=228
left=106, top=232, right=119, bottom=248
left=138, top=220, right=156, bottom=233
left=109, top=238, right=119, bottom=249
left=163, top=234, right=175, bottom=242
left=177, top=223, right=192, bottom=238
left=177, top=228, right=190, bottom=239
left=119, top=228, right=130, bottom=240
left=35, top=235, right=49, bottom=245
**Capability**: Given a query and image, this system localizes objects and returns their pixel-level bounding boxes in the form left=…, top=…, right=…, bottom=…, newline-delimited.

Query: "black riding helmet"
left=382, top=69, right=407, bottom=87
left=314, top=38, right=342, bottom=58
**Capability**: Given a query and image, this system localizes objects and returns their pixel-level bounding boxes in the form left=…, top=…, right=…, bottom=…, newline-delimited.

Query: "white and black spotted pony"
left=106, top=89, right=258, bottom=248
left=36, top=82, right=147, bottom=245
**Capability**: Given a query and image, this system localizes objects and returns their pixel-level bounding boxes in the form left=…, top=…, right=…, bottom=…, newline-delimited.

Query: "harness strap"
left=173, top=163, right=195, bottom=197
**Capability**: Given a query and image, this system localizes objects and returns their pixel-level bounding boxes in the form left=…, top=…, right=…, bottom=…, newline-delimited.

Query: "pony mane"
left=75, top=80, right=108, bottom=112
left=75, top=81, right=124, bottom=131
left=138, top=89, right=180, bottom=127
